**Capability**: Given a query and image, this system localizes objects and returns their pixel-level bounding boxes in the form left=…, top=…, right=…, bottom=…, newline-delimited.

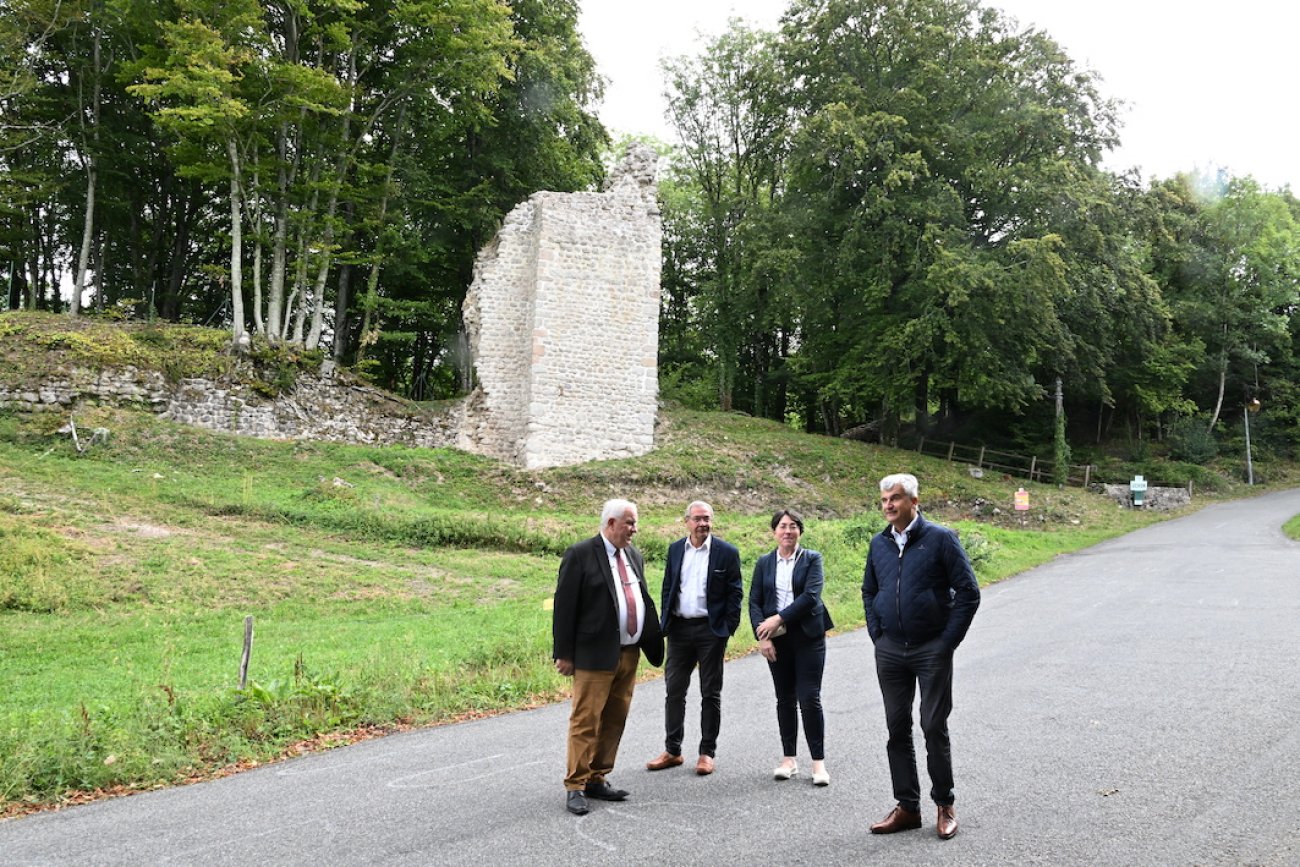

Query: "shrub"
left=659, top=366, right=717, bottom=411
left=959, top=530, right=996, bottom=571
left=1166, top=416, right=1218, bottom=463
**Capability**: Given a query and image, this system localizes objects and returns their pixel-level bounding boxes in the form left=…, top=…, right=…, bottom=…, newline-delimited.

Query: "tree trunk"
left=915, top=370, right=931, bottom=435
left=251, top=238, right=264, bottom=335
left=161, top=186, right=198, bottom=321
left=355, top=114, right=403, bottom=362
left=266, top=121, right=292, bottom=340
left=243, top=155, right=265, bottom=336
left=332, top=259, right=352, bottom=362
left=92, top=229, right=105, bottom=312
left=287, top=157, right=321, bottom=345
left=1207, top=351, right=1227, bottom=432
left=227, top=137, right=246, bottom=342
left=71, top=15, right=103, bottom=317
left=139, top=172, right=171, bottom=321
left=285, top=229, right=309, bottom=343
left=72, top=160, right=96, bottom=316
left=306, top=49, right=360, bottom=352
left=25, top=208, right=40, bottom=309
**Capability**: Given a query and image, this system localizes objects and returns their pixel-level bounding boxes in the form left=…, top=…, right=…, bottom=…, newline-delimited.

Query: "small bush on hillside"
left=659, top=366, right=717, bottom=411
left=247, top=343, right=325, bottom=397
left=959, top=530, right=996, bottom=571
left=840, top=511, right=886, bottom=547
left=1166, top=416, right=1218, bottom=463
left=1126, top=438, right=1151, bottom=462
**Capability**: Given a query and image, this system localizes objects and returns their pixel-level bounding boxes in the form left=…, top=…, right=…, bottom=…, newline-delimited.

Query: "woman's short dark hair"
left=770, top=508, right=804, bottom=532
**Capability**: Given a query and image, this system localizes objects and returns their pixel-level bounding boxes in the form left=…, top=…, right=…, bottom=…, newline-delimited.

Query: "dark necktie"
left=615, top=549, right=637, bottom=637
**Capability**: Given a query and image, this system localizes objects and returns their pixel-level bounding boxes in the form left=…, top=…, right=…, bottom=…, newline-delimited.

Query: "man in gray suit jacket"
left=645, top=501, right=743, bottom=776
left=553, top=499, right=664, bottom=816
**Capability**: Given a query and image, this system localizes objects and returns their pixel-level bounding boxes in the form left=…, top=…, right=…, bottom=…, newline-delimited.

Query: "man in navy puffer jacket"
left=862, top=473, right=980, bottom=841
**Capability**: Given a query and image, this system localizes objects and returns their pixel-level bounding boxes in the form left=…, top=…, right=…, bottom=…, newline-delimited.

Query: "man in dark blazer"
left=645, top=501, right=743, bottom=776
left=862, top=473, right=980, bottom=840
left=553, top=498, right=664, bottom=816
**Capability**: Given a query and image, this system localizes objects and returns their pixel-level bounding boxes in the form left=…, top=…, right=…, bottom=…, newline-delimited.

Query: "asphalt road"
left=4, top=488, right=1300, bottom=866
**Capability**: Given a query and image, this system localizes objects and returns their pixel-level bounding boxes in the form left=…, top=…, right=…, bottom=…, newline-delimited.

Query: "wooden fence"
left=907, top=436, right=1095, bottom=487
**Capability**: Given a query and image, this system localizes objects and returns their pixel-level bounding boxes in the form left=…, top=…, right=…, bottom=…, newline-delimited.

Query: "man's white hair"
left=683, top=500, right=713, bottom=519
left=601, top=498, right=637, bottom=526
left=879, top=473, right=919, bottom=498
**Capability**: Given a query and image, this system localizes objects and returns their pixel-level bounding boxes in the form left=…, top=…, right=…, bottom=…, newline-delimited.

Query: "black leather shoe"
left=584, top=781, right=629, bottom=801
left=566, top=791, right=589, bottom=815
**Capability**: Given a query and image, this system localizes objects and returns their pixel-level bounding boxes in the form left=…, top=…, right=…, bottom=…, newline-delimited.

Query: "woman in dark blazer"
left=749, top=508, right=834, bottom=786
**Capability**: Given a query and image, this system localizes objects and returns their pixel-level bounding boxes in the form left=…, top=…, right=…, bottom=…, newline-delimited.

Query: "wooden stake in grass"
left=239, top=615, right=254, bottom=689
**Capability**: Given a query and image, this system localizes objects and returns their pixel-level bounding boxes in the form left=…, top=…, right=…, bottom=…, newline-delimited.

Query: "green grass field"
left=0, top=400, right=1250, bottom=814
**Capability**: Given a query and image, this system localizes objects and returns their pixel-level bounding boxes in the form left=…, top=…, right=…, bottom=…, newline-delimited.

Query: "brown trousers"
left=565, top=646, right=640, bottom=790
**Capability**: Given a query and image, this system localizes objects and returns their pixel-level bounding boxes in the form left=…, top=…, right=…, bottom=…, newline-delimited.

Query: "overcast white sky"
left=578, top=0, right=1300, bottom=191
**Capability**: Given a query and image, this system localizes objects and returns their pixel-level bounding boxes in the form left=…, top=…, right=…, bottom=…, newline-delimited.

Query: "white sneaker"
left=812, top=769, right=830, bottom=787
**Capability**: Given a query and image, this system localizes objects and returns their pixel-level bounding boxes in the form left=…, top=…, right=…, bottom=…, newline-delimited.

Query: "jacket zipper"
left=895, top=542, right=906, bottom=644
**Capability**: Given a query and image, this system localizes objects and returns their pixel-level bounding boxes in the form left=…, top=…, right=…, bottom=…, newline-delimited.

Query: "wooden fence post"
left=239, top=615, right=254, bottom=690
left=947, top=441, right=955, bottom=461
left=977, top=446, right=985, bottom=468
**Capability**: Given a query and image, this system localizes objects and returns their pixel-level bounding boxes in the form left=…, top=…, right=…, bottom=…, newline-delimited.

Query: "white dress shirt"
left=603, top=536, right=644, bottom=645
left=774, top=547, right=801, bottom=612
left=676, top=535, right=711, bottom=618
left=890, top=514, right=920, bottom=554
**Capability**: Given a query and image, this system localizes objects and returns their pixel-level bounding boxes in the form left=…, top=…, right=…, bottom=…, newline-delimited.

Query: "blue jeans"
left=767, top=629, right=826, bottom=760
left=874, top=634, right=955, bottom=810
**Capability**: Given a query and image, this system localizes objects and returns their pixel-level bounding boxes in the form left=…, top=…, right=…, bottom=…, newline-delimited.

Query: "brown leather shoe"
left=695, top=755, right=714, bottom=775
left=646, top=751, right=684, bottom=771
left=937, top=805, right=958, bottom=839
left=870, top=806, right=923, bottom=834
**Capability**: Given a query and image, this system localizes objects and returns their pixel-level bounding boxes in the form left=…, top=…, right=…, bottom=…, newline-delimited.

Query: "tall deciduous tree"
left=358, top=0, right=604, bottom=395
left=776, top=0, right=1122, bottom=436
left=1152, top=172, right=1300, bottom=431
left=129, top=0, right=275, bottom=342
left=662, top=20, right=789, bottom=413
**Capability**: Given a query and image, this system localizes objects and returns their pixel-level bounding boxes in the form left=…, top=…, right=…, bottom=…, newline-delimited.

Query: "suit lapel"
left=668, top=539, right=684, bottom=596
left=704, top=540, right=719, bottom=587
left=596, top=535, right=619, bottom=606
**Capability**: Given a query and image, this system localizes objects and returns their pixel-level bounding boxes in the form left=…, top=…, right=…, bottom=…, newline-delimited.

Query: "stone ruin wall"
left=1097, top=482, right=1193, bottom=511
left=460, top=144, right=662, bottom=469
left=0, top=366, right=460, bottom=449
left=1, top=146, right=663, bottom=469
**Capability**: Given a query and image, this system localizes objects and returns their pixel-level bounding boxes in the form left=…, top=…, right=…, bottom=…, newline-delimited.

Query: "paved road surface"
left=4, top=488, right=1300, bottom=865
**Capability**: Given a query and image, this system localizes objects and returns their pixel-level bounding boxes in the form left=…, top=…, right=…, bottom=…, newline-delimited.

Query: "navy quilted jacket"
left=861, top=514, right=980, bottom=650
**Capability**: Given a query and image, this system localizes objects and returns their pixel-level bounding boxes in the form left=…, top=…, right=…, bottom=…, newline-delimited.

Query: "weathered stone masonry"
left=0, top=366, right=460, bottom=450
left=460, top=144, right=662, bottom=468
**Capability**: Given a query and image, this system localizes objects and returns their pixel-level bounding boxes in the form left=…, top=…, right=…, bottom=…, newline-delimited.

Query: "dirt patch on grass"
left=109, top=519, right=176, bottom=539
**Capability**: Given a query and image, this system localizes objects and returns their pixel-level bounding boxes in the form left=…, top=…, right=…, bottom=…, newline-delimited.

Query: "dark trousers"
left=663, top=617, right=728, bottom=756
left=766, top=629, right=826, bottom=760
left=874, top=635, right=955, bottom=811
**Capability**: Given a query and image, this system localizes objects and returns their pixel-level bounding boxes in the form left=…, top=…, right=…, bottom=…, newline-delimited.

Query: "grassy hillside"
left=0, top=312, right=1286, bottom=815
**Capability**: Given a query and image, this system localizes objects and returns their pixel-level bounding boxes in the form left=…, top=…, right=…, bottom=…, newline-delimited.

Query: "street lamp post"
left=1244, top=398, right=1261, bottom=485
